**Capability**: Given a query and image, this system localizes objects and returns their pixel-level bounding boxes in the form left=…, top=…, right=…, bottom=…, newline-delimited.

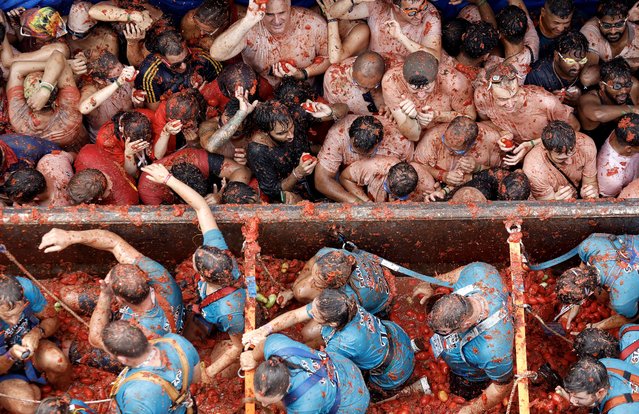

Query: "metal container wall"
left=1, top=201, right=639, bottom=278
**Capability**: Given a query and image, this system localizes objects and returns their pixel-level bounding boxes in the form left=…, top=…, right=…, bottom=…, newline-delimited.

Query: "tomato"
left=279, top=59, right=296, bottom=72
left=500, top=138, right=514, bottom=149
left=301, top=102, right=314, bottom=112
left=302, top=154, right=316, bottom=163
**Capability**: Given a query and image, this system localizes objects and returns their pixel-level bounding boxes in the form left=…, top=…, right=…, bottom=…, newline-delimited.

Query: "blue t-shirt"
left=439, top=262, right=514, bottom=383
left=119, top=256, right=184, bottom=335
left=69, top=399, right=96, bottom=414
left=0, top=277, right=47, bottom=351
left=620, top=324, right=639, bottom=367
left=115, top=334, right=200, bottom=414
left=197, top=229, right=245, bottom=334
left=264, top=334, right=370, bottom=414
left=598, top=358, right=639, bottom=414
left=315, top=248, right=390, bottom=315
left=0, top=134, right=60, bottom=172
left=312, top=303, right=414, bottom=391
left=578, top=234, right=639, bottom=318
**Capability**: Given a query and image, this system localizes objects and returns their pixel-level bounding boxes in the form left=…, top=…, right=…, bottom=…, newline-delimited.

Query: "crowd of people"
left=1, top=0, right=639, bottom=413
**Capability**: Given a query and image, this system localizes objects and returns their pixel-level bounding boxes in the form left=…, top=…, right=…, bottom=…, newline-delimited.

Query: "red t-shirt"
left=74, top=144, right=139, bottom=205
left=138, top=148, right=221, bottom=205
left=95, top=108, right=156, bottom=165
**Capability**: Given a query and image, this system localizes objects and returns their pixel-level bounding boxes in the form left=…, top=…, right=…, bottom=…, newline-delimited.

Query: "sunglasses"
left=67, top=26, right=89, bottom=39
left=20, top=24, right=67, bottom=38
left=441, top=133, right=473, bottom=155
left=395, top=2, right=427, bottom=17
left=162, top=51, right=192, bottom=71
left=602, top=80, right=633, bottom=90
left=383, top=180, right=410, bottom=200
left=362, top=91, right=379, bottom=114
left=599, top=18, right=627, bottom=30
left=558, top=52, right=587, bottom=66
left=408, top=81, right=431, bottom=90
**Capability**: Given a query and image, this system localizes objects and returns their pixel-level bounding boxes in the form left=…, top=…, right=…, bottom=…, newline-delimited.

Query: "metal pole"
left=242, top=218, right=260, bottom=414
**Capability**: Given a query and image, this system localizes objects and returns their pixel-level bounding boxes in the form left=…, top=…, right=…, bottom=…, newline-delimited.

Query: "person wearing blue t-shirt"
left=555, top=233, right=639, bottom=331
left=243, top=288, right=417, bottom=398
left=413, top=262, right=514, bottom=413
left=0, top=275, right=72, bottom=414
left=39, top=227, right=184, bottom=353
left=558, top=357, right=639, bottom=413
left=240, top=333, right=370, bottom=413
left=141, top=162, right=245, bottom=380
left=36, top=396, right=97, bottom=414
left=103, top=321, right=200, bottom=414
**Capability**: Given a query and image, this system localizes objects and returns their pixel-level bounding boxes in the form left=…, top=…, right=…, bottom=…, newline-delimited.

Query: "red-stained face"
left=263, top=0, right=291, bottom=35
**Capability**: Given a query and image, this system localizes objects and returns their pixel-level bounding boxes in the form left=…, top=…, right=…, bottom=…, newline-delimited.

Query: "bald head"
left=451, top=187, right=488, bottom=203
left=352, top=52, right=385, bottom=90
left=402, top=51, right=439, bottom=87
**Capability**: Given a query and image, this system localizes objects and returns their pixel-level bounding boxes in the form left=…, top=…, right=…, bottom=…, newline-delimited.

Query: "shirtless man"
left=66, top=1, right=118, bottom=58
left=329, top=0, right=441, bottom=60
left=315, top=115, right=415, bottom=202
left=339, top=157, right=436, bottom=202
left=382, top=51, right=476, bottom=141
left=523, top=120, right=599, bottom=200
left=210, top=0, right=330, bottom=87
left=6, top=51, right=88, bottom=152
left=413, top=116, right=502, bottom=192
left=323, top=51, right=385, bottom=116
left=578, top=57, right=639, bottom=147
left=474, top=62, right=579, bottom=166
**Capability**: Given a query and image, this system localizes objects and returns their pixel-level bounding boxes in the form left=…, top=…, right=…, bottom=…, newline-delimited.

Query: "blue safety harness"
left=0, top=304, right=46, bottom=384
left=278, top=347, right=341, bottom=414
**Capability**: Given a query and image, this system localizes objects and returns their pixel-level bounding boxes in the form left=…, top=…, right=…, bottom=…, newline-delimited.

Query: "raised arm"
left=339, top=164, right=372, bottom=202
left=89, top=2, right=153, bottom=30
left=242, top=305, right=310, bottom=348
left=209, top=0, right=265, bottom=61
left=39, top=228, right=143, bottom=265
left=203, top=87, right=257, bottom=153
left=79, top=67, right=135, bottom=114
left=141, top=163, right=218, bottom=234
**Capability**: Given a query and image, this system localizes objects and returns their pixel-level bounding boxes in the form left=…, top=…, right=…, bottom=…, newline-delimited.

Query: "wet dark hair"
left=555, top=31, right=588, bottom=57
left=221, top=181, right=259, bottom=204
left=194, top=0, right=231, bottom=29
left=498, top=170, right=531, bottom=200
left=596, top=0, right=629, bottom=19
left=443, top=18, right=470, bottom=57
left=166, top=89, right=206, bottom=125
left=2, top=168, right=46, bottom=203
left=545, top=0, right=574, bottom=18
left=563, top=357, right=609, bottom=394
left=402, top=51, right=439, bottom=87
left=574, top=328, right=619, bottom=359
left=496, top=6, right=528, bottom=44
left=387, top=162, right=418, bottom=198
left=462, top=21, right=499, bottom=59
left=194, top=245, right=235, bottom=284
left=254, top=356, right=290, bottom=399
left=35, top=397, right=70, bottom=414
left=102, top=320, right=149, bottom=359
left=447, top=116, right=479, bottom=148
left=88, top=51, right=120, bottom=79
left=600, top=57, right=632, bottom=83
left=274, top=77, right=317, bottom=105
left=110, top=264, right=150, bottom=305
left=68, top=169, right=108, bottom=205
left=315, top=289, right=358, bottom=330
left=155, top=30, right=185, bottom=57
left=541, top=120, right=576, bottom=153
left=171, top=163, right=208, bottom=198
left=349, top=116, right=384, bottom=153
left=555, top=266, right=599, bottom=304
left=615, top=113, right=639, bottom=146
left=217, top=62, right=258, bottom=99
left=114, top=111, right=153, bottom=144
left=314, top=250, right=357, bottom=289
left=0, top=275, right=25, bottom=306
left=251, top=101, right=292, bottom=134
left=428, top=294, right=472, bottom=333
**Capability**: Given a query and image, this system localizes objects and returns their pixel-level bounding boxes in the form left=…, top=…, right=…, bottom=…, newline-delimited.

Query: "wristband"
left=443, top=187, right=451, bottom=195
left=115, top=79, right=123, bottom=88
left=529, top=140, right=536, bottom=148
left=301, top=69, right=309, bottom=81
left=292, top=169, right=302, bottom=180
left=163, top=174, right=173, bottom=185
left=39, top=81, right=55, bottom=92
left=127, top=12, right=132, bottom=22
left=327, top=18, right=338, bottom=23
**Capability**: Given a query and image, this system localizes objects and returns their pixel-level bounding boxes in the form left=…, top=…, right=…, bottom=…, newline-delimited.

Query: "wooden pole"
left=242, top=217, right=261, bottom=414
left=506, top=221, right=530, bottom=414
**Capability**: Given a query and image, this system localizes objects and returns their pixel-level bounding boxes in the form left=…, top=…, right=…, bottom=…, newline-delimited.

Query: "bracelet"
left=127, top=12, right=132, bottom=22
left=115, top=79, right=123, bottom=88
left=443, top=186, right=451, bottom=195
left=163, top=174, right=173, bottom=185
left=477, top=0, right=488, bottom=7
left=327, top=18, right=338, bottom=23
left=292, top=169, right=302, bottom=180
left=529, top=140, right=536, bottom=148
left=301, top=69, right=309, bottom=81
left=39, top=81, right=55, bottom=92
